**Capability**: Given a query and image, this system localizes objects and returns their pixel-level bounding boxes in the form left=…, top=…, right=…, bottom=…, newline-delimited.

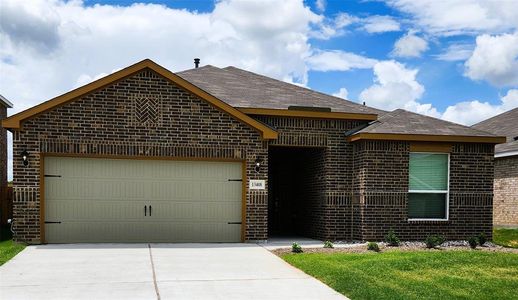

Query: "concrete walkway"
left=0, top=244, right=346, bottom=300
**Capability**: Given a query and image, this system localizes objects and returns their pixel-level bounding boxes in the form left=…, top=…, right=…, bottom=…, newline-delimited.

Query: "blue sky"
left=2, top=0, right=517, bottom=125
left=72, top=0, right=516, bottom=115
left=1, top=1, right=518, bottom=181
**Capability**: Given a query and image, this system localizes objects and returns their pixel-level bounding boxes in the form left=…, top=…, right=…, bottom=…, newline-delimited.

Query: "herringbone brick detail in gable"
left=132, top=94, right=161, bottom=126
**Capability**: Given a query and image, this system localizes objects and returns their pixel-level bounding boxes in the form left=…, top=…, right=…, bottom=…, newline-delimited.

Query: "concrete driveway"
left=0, top=243, right=346, bottom=300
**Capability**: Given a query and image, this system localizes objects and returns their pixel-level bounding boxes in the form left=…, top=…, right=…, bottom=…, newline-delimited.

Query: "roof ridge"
left=176, top=64, right=221, bottom=74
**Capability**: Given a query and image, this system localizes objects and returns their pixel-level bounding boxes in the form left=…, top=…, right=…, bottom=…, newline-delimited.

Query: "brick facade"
left=254, top=116, right=366, bottom=241
left=10, top=68, right=497, bottom=244
left=12, top=69, right=268, bottom=243
left=352, top=141, right=494, bottom=240
left=494, top=156, right=518, bottom=226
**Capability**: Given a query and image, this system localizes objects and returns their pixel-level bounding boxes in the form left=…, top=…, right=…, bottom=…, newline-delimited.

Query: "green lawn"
left=0, top=227, right=26, bottom=266
left=494, top=228, right=518, bottom=248
left=282, top=251, right=518, bottom=300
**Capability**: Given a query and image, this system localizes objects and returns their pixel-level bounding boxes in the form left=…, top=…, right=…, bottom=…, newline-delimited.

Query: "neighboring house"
left=0, top=95, right=13, bottom=188
left=0, top=95, right=13, bottom=226
left=2, top=59, right=505, bottom=244
left=473, top=108, right=518, bottom=227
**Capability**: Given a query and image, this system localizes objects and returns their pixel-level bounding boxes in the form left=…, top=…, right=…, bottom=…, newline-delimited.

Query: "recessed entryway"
left=43, top=156, right=244, bottom=243
left=268, top=146, right=326, bottom=239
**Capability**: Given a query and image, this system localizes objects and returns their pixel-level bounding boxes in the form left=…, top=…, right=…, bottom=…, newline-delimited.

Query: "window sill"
left=408, top=218, right=449, bottom=222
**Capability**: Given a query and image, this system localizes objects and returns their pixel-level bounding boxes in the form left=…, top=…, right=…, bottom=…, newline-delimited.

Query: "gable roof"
left=472, top=107, right=518, bottom=155
left=348, top=109, right=506, bottom=144
left=2, top=59, right=278, bottom=140
left=0, top=94, right=13, bottom=108
left=177, top=65, right=382, bottom=120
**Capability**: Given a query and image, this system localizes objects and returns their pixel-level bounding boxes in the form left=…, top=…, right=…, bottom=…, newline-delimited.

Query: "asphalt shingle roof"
left=356, top=109, right=499, bottom=137
left=472, top=107, right=518, bottom=154
left=177, top=65, right=383, bottom=115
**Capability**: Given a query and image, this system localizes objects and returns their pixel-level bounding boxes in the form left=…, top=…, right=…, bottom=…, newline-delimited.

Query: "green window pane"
left=409, top=153, right=448, bottom=190
left=408, top=193, right=446, bottom=219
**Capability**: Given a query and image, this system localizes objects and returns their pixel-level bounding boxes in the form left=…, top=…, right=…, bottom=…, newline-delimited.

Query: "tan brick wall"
left=494, top=156, right=518, bottom=226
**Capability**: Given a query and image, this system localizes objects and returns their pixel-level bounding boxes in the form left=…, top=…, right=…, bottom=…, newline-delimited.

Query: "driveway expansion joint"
left=148, top=243, right=161, bottom=300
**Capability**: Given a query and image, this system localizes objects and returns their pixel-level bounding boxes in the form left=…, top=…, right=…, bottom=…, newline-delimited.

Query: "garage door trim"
left=39, top=152, right=247, bottom=243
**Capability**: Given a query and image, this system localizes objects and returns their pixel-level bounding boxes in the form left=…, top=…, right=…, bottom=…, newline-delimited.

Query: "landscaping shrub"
left=478, top=233, right=487, bottom=246
left=468, top=236, right=478, bottom=249
left=425, top=235, right=445, bottom=248
left=367, top=242, right=380, bottom=252
left=384, top=230, right=400, bottom=246
left=292, top=243, right=303, bottom=253
left=323, top=241, right=334, bottom=248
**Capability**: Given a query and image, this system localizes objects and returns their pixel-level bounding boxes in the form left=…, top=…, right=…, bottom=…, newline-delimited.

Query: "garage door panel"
left=44, top=157, right=242, bottom=243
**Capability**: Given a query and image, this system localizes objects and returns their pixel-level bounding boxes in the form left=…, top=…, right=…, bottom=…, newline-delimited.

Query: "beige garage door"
left=44, top=157, right=243, bottom=243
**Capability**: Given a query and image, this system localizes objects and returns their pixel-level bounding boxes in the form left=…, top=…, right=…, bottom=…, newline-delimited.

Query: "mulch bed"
left=272, top=241, right=518, bottom=255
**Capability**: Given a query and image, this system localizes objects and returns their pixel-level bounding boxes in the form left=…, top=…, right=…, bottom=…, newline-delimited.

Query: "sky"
left=1, top=0, right=518, bottom=180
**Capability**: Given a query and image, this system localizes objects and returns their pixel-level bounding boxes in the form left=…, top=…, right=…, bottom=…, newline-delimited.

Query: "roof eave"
left=1, top=59, right=278, bottom=140
left=347, top=133, right=507, bottom=144
left=495, top=150, right=518, bottom=158
left=0, top=95, right=13, bottom=108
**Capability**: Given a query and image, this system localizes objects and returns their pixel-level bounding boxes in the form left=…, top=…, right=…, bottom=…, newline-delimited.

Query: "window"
left=408, top=152, right=449, bottom=220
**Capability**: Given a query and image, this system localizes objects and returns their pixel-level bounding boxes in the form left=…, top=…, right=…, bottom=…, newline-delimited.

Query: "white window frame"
left=408, top=152, right=450, bottom=221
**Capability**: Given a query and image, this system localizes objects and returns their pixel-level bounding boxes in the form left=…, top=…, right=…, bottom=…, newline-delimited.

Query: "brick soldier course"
left=3, top=59, right=506, bottom=244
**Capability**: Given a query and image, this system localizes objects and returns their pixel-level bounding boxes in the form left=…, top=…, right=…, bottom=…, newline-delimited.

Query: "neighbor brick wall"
left=12, top=69, right=269, bottom=243
left=352, top=140, right=494, bottom=241
left=0, top=105, right=7, bottom=188
left=494, top=156, right=518, bottom=226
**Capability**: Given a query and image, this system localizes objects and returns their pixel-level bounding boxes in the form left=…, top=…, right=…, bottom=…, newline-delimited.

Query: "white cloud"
left=333, top=87, right=348, bottom=99
left=307, top=50, right=377, bottom=72
left=0, top=0, right=322, bottom=114
left=310, top=12, right=358, bottom=40
left=434, top=43, right=474, bottom=61
left=359, top=60, right=439, bottom=117
left=334, top=13, right=358, bottom=29
left=315, top=0, right=326, bottom=12
left=386, top=0, right=518, bottom=36
left=392, top=31, right=428, bottom=58
left=361, top=15, right=400, bottom=33
left=442, top=89, right=518, bottom=125
left=464, top=32, right=518, bottom=87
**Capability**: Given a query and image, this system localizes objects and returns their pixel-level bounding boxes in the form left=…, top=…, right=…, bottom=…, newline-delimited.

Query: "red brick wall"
left=12, top=69, right=268, bottom=243
left=494, top=156, right=518, bottom=226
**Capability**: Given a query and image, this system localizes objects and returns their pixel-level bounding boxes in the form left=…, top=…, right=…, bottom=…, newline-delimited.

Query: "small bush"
left=385, top=230, right=400, bottom=246
left=468, top=236, right=478, bottom=249
left=367, top=242, right=380, bottom=252
left=425, top=235, right=445, bottom=249
left=478, top=233, right=487, bottom=246
left=292, top=243, right=303, bottom=253
left=323, top=240, right=334, bottom=248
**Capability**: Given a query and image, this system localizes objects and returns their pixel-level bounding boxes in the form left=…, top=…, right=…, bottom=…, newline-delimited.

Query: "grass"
left=0, top=227, right=26, bottom=266
left=282, top=251, right=518, bottom=300
left=494, top=228, right=518, bottom=248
